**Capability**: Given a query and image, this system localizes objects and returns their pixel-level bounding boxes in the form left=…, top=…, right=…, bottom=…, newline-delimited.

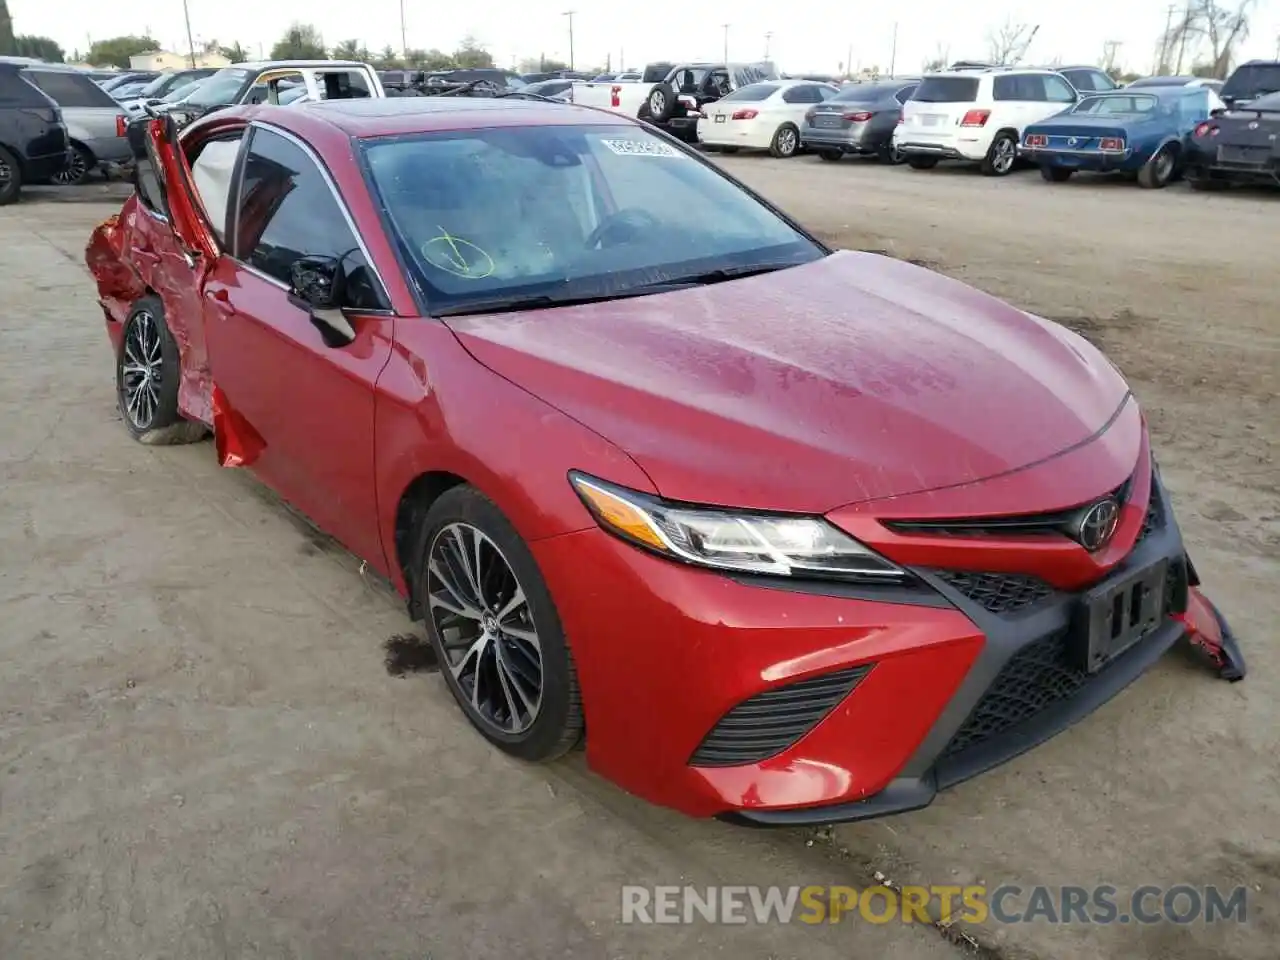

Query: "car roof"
left=253, top=96, right=637, bottom=139
left=923, top=68, right=1059, bottom=78
left=224, top=60, right=370, bottom=71
left=1090, top=86, right=1190, bottom=99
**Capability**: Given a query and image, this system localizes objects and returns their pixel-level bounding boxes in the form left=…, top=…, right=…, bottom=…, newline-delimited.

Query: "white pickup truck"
left=569, top=61, right=777, bottom=142
left=162, top=60, right=385, bottom=126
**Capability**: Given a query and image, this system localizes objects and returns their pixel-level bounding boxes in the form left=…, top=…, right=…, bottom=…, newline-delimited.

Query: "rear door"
left=202, top=123, right=393, bottom=564
left=1026, top=73, right=1079, bottom=127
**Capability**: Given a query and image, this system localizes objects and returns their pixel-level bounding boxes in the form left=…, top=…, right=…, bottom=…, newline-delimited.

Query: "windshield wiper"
left=432, top=288, right=676, bottom=317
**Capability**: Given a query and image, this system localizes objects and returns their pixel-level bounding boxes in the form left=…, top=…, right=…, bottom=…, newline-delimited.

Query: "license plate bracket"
left=1073, top=559, right=1168, bottom=673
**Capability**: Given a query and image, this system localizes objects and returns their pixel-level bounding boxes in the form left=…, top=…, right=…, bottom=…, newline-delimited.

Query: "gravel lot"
left=1, top=162, right=1276, bottom=960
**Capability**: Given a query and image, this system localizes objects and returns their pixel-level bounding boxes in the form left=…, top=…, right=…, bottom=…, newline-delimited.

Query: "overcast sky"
left=11, top=0, right=1280, bottom=74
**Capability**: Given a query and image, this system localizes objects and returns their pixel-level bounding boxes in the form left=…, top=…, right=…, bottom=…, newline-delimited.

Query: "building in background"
left=129, top=50, right=230, bottom=70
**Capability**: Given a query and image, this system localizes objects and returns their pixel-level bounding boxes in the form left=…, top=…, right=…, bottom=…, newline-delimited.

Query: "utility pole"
left=1174, top=0, right=1191, bottom=74
left=889, top=22, right=898, bottom=77
left=181, top=0, right=197, bottom=68
left=846, top=42, right=853, bottom=79
left=722, top=23, right=730, bottom=63
left=764, top=31, right=772, bottom=59
left=563, top=11, right=575, bottom=70
left=399, top=0, right=407, bottom=58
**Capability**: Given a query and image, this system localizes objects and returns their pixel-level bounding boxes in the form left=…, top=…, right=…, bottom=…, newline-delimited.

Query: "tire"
left=646, top=83, right=674, bottom=123
left=770, top=123, right=800, bottom=158
left=1041, top=165, right=1073, bottom=182
left=980, top=132, right=1018, bottom=176
left=818, top=148, right=844, bottom=162
left=876, top=142, right=906, bottom=164
left=0, top=145, right=21, bottom=205
left=52, top=144, right=94, bottom=187
left=411, top=485, right=584, bottom=762
left=906, top=155, right=939, bottom=170
left=116, top=297, right=208, bottom=445
left=1137, top=145, right=1177, bottom=189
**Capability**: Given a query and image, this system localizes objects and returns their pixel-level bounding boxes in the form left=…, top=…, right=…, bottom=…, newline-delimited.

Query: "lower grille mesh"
left=689, top=665, right=872, bottom=767
left=933, top=570, right=1054, bottom=615
left=940, top=630, right=1084, bottom=759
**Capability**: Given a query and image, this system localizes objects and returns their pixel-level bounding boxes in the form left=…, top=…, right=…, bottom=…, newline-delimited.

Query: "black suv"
left=1220, top=60, right=1280, bottom=107
left=0, top=62, right=69, bottom=204
left=638, top=61, right=778, bottom=141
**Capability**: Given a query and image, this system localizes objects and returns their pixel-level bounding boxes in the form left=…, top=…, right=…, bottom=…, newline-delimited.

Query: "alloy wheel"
left=650, top=91, right=666, bottom=115
left=993, top=138, right=1015, bottom=173
left=1155, top=149, right=1175, bottom=182
left=777, top=127, right=797, bottom=156
left=426, top=522, right=544, bottom=735
left=121, top=310, right=163, bottom=430
left=52, top=149, right=88, bottom=186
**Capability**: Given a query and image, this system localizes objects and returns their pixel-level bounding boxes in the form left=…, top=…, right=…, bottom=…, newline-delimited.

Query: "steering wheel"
left=584, top=208, right=662, bottom=249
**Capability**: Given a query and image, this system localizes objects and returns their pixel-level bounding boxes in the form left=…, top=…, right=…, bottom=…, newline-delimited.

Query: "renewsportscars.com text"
left=620, top=884, right=1248, bottom=926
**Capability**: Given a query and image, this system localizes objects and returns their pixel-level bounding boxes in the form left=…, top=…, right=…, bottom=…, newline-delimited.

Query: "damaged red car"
left=85, top=99, right=1246, bottom=824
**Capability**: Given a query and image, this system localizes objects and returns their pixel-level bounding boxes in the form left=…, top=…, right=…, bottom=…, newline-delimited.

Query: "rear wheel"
left=52, top=144, right=94, bottom=186
left=0, top=145, right=21, bottom=205
left=877, top=143, right=906, bottom=164
left=818, top=148, right=844, bottom=161
left=116, top=297, right=208, bottom=445
left=1137, top=145, right=1177, bottom=189
left=906, top=155, right=939, bottom=170
left=980, top=132, right=1018, bottom=176
left=770, top=123, right=800, bottom=158
left=1041, top=165, right=1073, bottom=182
left=412, top=486, right=584, bottom=762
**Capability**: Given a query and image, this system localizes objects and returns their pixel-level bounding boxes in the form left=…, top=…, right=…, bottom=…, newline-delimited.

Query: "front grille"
left=688, top=665, right=871, bottom=767
left=933, top=570, right=1054, bottom=615
left=940, top=629, right=1085, bottom=759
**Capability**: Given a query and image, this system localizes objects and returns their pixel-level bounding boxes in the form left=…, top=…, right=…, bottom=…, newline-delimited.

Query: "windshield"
left=719, top=83, right=778, bottom=102
left=1072, top=94, right=1159, bottom=115
left=1222, top=64, right=1280, bottom=101
left=183, top=68, right=252, bottom=107
left=162, top=81, right=200, bottom=103
left=913, top=77, right=979, bottom=102
left=361, top=124, right=822, bottom=315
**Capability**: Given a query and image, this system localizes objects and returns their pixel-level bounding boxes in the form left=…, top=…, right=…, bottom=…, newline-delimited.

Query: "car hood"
left=444, top=251, right=1130, bottom=513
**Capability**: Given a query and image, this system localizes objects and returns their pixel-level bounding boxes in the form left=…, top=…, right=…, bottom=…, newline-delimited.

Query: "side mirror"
left=289, top=255, right=356, bottom=347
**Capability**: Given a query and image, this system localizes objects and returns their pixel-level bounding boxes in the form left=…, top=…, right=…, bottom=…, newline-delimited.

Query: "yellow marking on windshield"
left=421, top=227, right=495, bottom=279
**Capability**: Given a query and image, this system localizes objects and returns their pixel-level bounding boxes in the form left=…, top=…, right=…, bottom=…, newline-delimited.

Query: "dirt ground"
left=1, top=162, right=1276, bottom=960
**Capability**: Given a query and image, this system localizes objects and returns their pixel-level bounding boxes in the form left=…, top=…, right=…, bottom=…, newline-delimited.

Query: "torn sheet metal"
left=211, top=383, right=264, bottom=468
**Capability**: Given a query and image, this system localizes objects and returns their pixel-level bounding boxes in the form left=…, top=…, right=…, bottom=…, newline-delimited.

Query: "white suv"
left=894, top=69, right=1078, bottom=175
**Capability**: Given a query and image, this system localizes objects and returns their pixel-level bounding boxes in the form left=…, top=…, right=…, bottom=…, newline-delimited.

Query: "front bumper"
left=534, top=464, right=1212, bottom=824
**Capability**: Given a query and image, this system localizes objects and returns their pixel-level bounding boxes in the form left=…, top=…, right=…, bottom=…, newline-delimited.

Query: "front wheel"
left=1041, top=165, right=1073, bottom=182
left=0, top=145, right=22, bottom=205
left=980, top=133, right=1018, bottom=176
left=116, top=297, right=208, bottom=445
left=1137, top=145, right=1177, bottom=189
left=906, top=155, right=939, bottom=170
left=412, top=486, right=584, bottom=762
left=770, top=123, right=800, bottom=158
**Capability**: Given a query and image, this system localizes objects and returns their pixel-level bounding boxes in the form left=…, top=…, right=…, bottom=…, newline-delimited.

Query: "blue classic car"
left=1019, top=86, right=1219, bottom=187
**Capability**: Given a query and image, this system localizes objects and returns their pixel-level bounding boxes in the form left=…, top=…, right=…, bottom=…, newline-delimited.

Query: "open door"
left=126, top=113, right=219, bottom=265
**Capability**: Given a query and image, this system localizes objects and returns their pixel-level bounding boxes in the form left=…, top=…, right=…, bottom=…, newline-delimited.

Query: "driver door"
left=124, top=114, right=223, bottom=422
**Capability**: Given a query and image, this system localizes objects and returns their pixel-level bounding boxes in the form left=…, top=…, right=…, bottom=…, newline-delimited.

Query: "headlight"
left=569, top=472, right=907, bottom=583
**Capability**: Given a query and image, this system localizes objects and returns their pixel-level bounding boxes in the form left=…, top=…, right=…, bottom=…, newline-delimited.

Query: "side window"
left=188, top=135, right=245, bottom=244
left=895, top=84, right=918, bottom=103
left=1043, top=75, right=1077, bottom=103
left=233, top=127, right=386, bottom=309
left=817, top=86, right=837, bottom=100
left=23, top=70, right=118, bottom=108
left=0, top=70, right=52, bottom=106
left=992, top=75, right=1017, bottom=101
left=783, top=85, right=822, bottom=104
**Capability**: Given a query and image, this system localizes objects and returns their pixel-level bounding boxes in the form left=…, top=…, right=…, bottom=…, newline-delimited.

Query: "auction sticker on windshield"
left=600, top=138, right=684, bottom=157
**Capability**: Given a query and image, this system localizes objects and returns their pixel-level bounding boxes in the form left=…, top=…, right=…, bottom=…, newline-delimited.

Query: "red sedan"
left=85, top=98, right=1245, bottom=824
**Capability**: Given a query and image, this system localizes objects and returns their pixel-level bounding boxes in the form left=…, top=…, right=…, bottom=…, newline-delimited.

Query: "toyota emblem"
left=1075, top=499, right=1121, bottom=552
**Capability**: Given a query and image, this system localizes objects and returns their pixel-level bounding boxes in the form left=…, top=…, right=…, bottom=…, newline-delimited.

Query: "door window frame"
left=226, top=121, right=393, bottom=312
